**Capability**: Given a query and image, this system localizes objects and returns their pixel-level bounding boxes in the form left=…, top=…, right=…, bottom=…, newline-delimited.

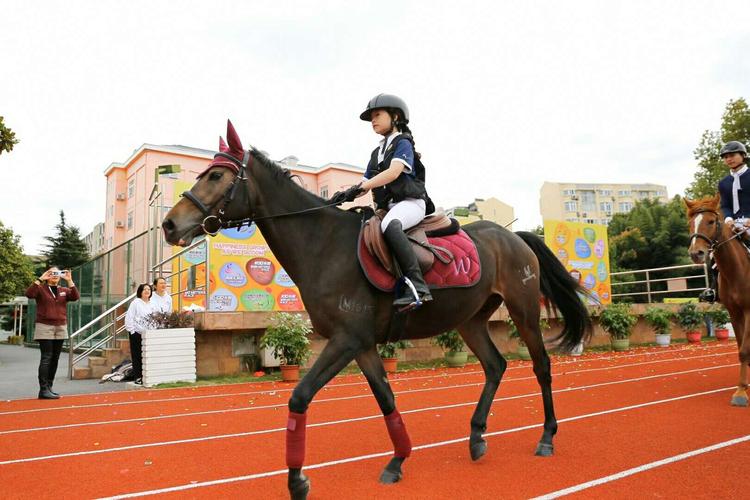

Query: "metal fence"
left=610, top=263, right=710, bottom=303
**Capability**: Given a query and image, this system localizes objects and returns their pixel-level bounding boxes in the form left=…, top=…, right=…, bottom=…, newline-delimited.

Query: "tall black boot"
left=47, top=339, right=63, bottom=396
left=383, top=220, right=433, bottom=310
left=699, top=258, right=719, bottom=303
left=38, top=340, right=60, bottom=400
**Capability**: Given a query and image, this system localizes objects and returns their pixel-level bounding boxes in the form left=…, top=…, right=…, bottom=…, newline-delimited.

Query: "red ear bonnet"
left=200, top=120, right=245, bottom=177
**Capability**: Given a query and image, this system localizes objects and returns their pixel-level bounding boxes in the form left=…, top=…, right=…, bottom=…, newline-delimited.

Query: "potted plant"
left=142, top=311, right=197, bottom=386
left=676, top=303, right=703, bottom=343
left=507, top=318, right=549, bottom=360
left=377, top=340, right=412, bottom=373
left=259, top=312, right=312, bottom=382
left=707, top=306, right=731, bottom=341
left=644, top=306, right=673, bottom=347
left=599, top=303, right=637, bottom=352
left=433, top=330, right=468, bottom=367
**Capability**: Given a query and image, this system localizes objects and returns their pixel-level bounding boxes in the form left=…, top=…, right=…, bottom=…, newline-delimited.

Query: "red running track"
left=0, top=342, right=746, bottom=499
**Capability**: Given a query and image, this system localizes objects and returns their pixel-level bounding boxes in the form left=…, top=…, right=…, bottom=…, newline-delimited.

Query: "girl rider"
left=357, top=93, right=435, bottom=310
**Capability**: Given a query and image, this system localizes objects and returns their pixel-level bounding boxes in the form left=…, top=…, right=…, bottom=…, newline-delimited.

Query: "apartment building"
left=82, top=222, right=106, bottom=258
left=539, top=182, right=668, bottom=225
left=446, top=197, right=515, bottom=229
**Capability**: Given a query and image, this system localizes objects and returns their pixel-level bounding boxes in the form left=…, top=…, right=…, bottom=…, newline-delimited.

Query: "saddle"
left=362, top=209, right=459, bottom=275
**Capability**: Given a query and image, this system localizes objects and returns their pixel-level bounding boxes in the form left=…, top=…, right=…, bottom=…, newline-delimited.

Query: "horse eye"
left=209, top=171, right=223, bottom=181
left=708, top=220, right=715, bottom=225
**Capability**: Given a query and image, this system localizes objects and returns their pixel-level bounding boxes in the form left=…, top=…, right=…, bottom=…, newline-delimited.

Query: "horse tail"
left=515, top=231, right=593, bottom=352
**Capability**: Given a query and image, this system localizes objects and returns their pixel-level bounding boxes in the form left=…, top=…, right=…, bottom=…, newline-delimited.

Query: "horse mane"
left=249, top=148, right=330, bottom=205
left=686, top=195, right=720, bottom=217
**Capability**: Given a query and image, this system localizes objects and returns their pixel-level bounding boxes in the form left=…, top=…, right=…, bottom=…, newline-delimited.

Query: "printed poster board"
left=543, top=220, right=612, bottom=305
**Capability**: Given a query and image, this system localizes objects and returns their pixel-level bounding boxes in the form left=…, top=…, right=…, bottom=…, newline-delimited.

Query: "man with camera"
left=25, top=267, right=79, bottom=399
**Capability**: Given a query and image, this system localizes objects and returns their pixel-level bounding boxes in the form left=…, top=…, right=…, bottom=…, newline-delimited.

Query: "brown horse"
left=162, top=121, right=592, bottom=499
left=685, top=194, right=749, bottom=407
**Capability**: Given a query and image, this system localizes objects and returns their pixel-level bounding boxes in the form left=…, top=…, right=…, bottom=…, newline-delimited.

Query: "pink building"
left=103, top=145, right=369, bottom=250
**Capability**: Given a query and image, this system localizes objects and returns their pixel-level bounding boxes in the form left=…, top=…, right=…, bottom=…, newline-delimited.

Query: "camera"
left=52, top=270, right=66, bottom=277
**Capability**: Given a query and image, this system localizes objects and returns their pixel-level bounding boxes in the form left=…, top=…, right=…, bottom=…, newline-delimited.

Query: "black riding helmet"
left=719, top=141, right=748, bottom=158
left=359, top=93, right=409, bottom=123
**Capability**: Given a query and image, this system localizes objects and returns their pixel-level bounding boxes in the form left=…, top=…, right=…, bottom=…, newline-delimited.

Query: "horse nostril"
left=162, top=219, right=175, bottom=231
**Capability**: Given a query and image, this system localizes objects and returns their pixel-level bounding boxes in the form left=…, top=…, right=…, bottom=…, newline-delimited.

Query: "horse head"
left=162, top=120, right=258, bottom=246
left=684, top=194, right=722, bottom=264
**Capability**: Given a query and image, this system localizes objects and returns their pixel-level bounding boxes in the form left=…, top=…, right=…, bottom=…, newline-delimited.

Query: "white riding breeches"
left=381, top=198, right=426, bottom=232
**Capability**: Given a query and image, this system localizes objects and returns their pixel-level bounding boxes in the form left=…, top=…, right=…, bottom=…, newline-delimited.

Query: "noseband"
left=181, top=150, right=252, bottom=236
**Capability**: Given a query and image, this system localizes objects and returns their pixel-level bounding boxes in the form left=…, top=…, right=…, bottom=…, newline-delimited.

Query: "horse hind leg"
left=458, top=312, right=507, bottom=461
left=506, top=299, right=557, bottom=457
left=355, top=348, right=412, bottom=483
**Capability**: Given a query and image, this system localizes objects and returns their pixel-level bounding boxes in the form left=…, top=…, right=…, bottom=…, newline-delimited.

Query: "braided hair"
left=388, top=109, right=420, bottom=159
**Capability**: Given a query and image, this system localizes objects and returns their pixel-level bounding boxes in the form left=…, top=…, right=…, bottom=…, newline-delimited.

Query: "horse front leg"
left=355, top=347, right=412, bottom=484
left=286, top=335, right=362, bottom=500
left=729, top=315, right=748, bottom=407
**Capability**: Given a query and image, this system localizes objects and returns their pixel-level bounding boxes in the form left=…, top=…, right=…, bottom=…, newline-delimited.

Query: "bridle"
left=181, top=148, right=344, bottom=236
left=688, top=207, right=744, bottom=252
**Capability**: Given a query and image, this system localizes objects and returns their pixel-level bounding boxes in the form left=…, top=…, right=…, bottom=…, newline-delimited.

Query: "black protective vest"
left=365, top=134, right=434, bottom=212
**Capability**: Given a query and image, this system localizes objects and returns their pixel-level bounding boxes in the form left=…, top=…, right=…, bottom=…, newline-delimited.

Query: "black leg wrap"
left=379, top=456, right=405, bottom=484
left=535, top=442, right=554, bottom=457
left=288, top=469, right=310, bottom=500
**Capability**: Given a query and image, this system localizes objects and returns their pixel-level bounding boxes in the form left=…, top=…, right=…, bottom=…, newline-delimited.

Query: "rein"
left=181, top=149, right=341, bottom=236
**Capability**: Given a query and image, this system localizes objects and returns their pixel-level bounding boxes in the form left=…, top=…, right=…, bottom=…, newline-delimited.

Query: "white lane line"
left=96, top=386, right=734, bottom=499
left=0, top=364, right=735, bottom=463
left=0, top=347, right=734, bottom=420
left=0, top=361, right=735, bottom=436
left=531, top=434, right=750, bottom=499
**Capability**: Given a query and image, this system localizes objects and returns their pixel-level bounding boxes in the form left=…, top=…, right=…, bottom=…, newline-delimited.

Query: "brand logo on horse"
left=521, top=265, right=537, bottom=285
left=453, top=256, right=472, bottom=275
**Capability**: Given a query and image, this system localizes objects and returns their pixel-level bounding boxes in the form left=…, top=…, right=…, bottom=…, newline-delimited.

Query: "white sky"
left=1, top=0, right=748, bottom=255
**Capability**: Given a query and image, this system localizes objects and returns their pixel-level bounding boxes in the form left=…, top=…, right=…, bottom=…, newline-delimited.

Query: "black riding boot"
left=699, top=258, right=719, bottom=303
left=383, top=220, right=433, bottom=310
left=38, top=341, right=60, bottom=400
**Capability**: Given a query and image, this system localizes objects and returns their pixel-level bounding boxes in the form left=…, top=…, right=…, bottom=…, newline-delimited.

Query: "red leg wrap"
left=286, top=411, right=307, bottom=468
left=384, top=409, right=412, bottom=458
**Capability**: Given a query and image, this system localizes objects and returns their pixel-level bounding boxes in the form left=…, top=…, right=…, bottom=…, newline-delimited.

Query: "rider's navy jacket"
left=718, top=167, right=750, bottom=219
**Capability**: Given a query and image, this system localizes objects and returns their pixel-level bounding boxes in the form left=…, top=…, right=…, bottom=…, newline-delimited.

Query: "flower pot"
left=570, top=342, right=584, bottom=356
left=517, top=344, right=531, bottom=361
left=714, top=328, right=730, bottom=341
left=382, top=357, right=398, bottom=373
left=685, top=331, right=702, bottom=343
left=445, top=351, right=468, bottom=367
left=611, top=338, right=630, bottom=352
left=280, top=364, right=300, bottom=382
left=655, top=334, right=671, bottom=347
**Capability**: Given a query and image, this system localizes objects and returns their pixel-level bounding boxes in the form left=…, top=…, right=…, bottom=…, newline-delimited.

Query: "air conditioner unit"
left=115, top=221, right=125, bottom=228
left=116, top=193, right=126, bottom=201
left=571, top=195, right=578, bottom=200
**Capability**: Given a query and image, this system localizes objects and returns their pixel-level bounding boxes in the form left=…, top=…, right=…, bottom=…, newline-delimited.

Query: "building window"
left=618, top=189, right=631, bottom=196
left=109, top=205, right=114, bottom=217
left=563, top=189, right=576, bottom=196
left=319, top=186, right=328, bottom=199
left=618, top=202, right=633, bottom=212
left=564, top=201, right=577, bottom=212
left=127, top=211, right=133, bottom=229
left=638, top=191, right=650, bottom=198
left=598, top=189, right=611, bottom=196
left=565, top=217, right=579, bottom=222
left=599, top=201, right=612, bottom=213
left=580, top=190, right=596, bottom=211
left=655, top=190, right=665, bottom=196
left=601, top=217, right=612, bottom=225
left=128, top=177, right=135, bottom=198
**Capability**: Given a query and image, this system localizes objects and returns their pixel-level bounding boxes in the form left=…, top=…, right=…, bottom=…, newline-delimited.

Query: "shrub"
left=707, top=305, right=731, bottom=327
left=507, top=318, right=550, bottom=346
left=599, top=303, right=637, bottom=340
left=643, top=307, right=672, bottom=336
left=259, top=313, right=312, bottom=366
left=432, top=330, right=465, bottom=353
left=377, top=340, right=413, bottom=359
left=146, top=311, right=195, bottom=329
left=676, top=303, right=702, bottom=331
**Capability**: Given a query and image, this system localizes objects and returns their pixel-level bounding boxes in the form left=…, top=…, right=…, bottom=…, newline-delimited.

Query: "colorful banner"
left=171, top=181, right=304, bottom=312
left=543, top=220, right=611, bottom=305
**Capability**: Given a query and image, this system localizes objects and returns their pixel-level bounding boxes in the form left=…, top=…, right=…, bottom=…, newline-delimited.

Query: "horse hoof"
left=379, top=468, right=402, bottom=484
left=731, top=396, right=749, bottom=407
left=470, top=440, right=487, bottom=461
left=535, top=442, right=554, bottom=457
left=290, top=473, right=310, bottom=500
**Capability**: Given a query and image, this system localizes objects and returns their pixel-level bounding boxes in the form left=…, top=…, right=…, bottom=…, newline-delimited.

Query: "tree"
left=687, top=98, right=750, bottom=198
left=607, top=197, right=692, bottom=302
left=0, top=221, right=35, bottom=302
left=42, top=211, right=90, bottom=270
left=0, top=116, right=19, bottom=155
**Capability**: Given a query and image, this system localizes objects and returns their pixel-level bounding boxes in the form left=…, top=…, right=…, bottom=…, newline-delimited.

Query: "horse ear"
left=218, top=136, right=229, bottom=153
left=226, top=120, right=244, bottom=154
left=711, top=193, right=721, bottom=208
left=683, top=197, right=694, bottom=209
